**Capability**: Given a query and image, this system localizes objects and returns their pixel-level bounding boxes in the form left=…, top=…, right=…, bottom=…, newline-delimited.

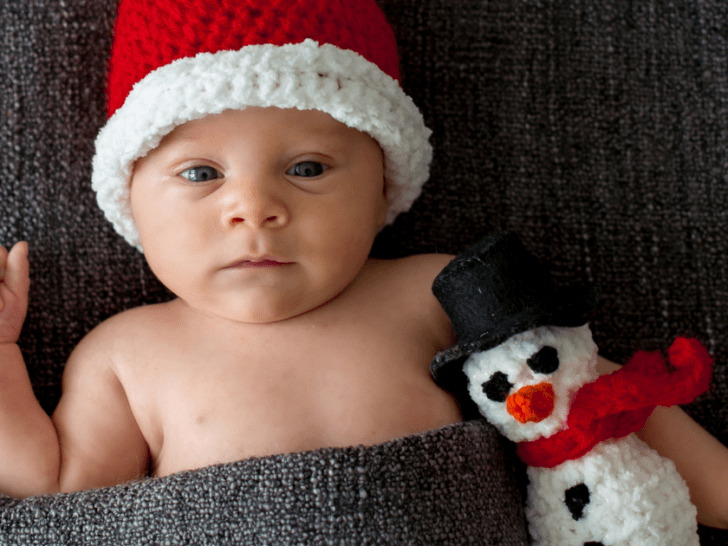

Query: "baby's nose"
left=222, top=180, right=289, bottom=229
left=228, top=209, right=287, bottom=228
left=506, top=382, right=555, bottom=424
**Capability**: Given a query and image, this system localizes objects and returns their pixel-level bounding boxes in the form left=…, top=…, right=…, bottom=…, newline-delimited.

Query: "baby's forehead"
left=159, top=106, right=371, bottom=146
left=133, top=105, right=384, bottom=176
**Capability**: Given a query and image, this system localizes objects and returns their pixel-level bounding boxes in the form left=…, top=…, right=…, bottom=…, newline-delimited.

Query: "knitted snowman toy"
left=92, top=0, right=432, bottom=251
left=431, top=232, right=712, bottom=546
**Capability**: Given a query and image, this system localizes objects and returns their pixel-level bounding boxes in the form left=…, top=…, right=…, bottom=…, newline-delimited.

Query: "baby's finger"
left=3, top=242, right=30, bottom=297
left=0, top=245, right=8, bottom=281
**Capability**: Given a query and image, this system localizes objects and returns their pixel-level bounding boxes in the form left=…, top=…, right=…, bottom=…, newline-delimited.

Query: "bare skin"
left=56, top=255, right=459, bottom=483
left=0, top=108, right=727, bottom=530
left=0, top=248, right=458, bottom=494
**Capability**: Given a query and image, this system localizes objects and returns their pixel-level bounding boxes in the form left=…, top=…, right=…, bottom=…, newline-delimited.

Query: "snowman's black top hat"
left=430, top=231, right=598, bottom=390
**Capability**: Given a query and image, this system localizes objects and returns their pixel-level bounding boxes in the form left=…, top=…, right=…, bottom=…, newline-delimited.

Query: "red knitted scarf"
left=517, top=337, right=713, bottom=469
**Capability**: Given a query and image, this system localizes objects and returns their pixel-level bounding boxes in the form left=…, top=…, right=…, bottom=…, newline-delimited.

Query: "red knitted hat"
left=92, top=0, right=432, bottom=250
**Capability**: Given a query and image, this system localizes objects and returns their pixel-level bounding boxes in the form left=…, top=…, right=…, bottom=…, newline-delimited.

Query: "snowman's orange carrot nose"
left=507, top=383, right=555, bottom=423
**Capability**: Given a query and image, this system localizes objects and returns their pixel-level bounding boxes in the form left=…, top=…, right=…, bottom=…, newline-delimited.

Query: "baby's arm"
left=51, top=328, right=150, bottom=492
left=0, top=242, right=60, bottom=496
left=597, top=356, right=728, bottom=529
left=0, top=242, right=149, bottom=497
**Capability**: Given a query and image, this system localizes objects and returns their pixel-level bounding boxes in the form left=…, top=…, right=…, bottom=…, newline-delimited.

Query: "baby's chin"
left=179, top=294, right=331, bottom=325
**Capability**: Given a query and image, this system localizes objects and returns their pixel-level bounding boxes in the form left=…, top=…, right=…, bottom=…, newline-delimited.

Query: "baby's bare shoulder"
left=368, top=253, right=455, bottom=286
left=53, top=305, right=153, bottom=491
left=363, top=254, right=456, bottom=345
left=65, top=301, right=177, bottom=372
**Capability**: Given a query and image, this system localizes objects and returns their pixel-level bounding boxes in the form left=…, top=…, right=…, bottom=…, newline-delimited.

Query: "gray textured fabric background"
left=1, top=0, right=727, bottom=543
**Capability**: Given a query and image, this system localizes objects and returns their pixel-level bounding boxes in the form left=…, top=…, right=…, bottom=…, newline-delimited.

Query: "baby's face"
left=130, top=107, right=387, bottom=323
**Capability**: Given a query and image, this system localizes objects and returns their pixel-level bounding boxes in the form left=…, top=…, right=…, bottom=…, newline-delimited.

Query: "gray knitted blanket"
left=0, top=421, right=528, bottom=545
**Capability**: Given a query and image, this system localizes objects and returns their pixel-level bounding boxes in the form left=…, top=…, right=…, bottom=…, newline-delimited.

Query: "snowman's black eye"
left=528, top=346, right=560, bottom=374
left=481, top=371, right=514, bottom=402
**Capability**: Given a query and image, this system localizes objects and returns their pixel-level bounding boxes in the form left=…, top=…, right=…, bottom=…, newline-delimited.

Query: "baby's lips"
left=506, top=382, right=555, bottom=424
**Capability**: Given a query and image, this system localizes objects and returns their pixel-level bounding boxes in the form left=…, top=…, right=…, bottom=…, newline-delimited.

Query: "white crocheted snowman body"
left=526, top=434, right=697, bottom=546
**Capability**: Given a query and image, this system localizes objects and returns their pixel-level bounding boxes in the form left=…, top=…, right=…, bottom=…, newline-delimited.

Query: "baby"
left=0, top=0, right=727, bottom=532
left=0, top=0, right=459, bottom=498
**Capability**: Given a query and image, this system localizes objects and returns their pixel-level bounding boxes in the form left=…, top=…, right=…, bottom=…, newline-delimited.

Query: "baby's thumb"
left=4, top=242, right=30, bottom=298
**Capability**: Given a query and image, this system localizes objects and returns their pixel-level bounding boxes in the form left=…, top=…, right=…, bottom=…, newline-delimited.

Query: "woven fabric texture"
left=0, top=421, right=528, bottom=545
left=1, top=0, right=728, bottom=544
left=108, top=0, right=400, bottom=115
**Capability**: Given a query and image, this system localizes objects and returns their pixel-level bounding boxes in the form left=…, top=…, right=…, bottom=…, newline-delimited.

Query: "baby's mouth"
left=225, top=256, right=293, bottom=268
left=236, top=260, right=288, bottom=268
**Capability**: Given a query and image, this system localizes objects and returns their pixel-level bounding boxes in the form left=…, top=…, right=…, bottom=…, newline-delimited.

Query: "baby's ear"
left=377, top=176, right=389, bottom=227
left=380, top=149, right=389, bottom=194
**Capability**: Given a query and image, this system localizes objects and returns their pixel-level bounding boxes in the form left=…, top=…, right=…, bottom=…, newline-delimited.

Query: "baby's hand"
left=0, top=242, right=30, bottom=345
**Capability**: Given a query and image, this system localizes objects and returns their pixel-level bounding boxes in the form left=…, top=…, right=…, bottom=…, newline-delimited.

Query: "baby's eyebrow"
left=291, top=124, right=346, bottom=140
left=299, top=124, right=373, bottom=150
left=154, top=131, right=201, bottom=150
left=162, top=131, right=201, bottom=144
left=158, top=120, right=362, bottom=157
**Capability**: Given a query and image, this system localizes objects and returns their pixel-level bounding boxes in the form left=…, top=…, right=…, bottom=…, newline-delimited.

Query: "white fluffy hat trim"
left=92, top=39, right=433, bottom=250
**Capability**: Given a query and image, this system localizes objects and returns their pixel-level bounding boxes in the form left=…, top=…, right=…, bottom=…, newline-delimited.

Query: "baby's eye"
left=180, top=166, right=221, bottom=182
left=286, top=161, right=327, bottom=178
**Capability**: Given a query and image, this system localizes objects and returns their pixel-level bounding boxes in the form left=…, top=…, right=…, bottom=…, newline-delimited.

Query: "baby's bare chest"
left=123, top=317, right=460, bottom=476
